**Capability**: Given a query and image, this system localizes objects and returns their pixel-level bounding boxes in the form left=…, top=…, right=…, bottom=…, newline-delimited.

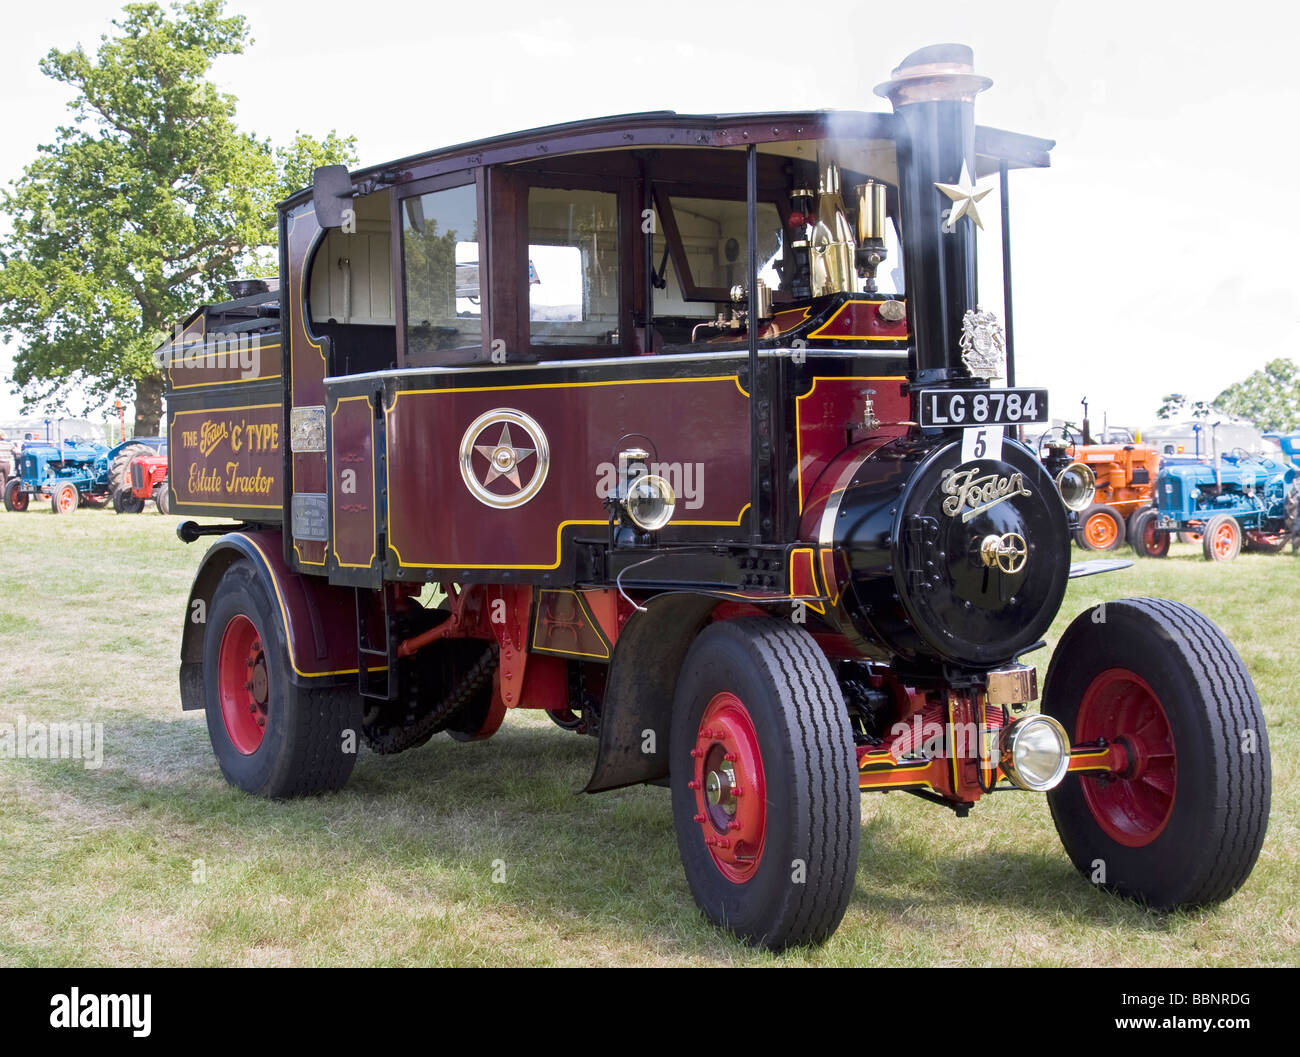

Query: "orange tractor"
left=1072, top=443, right=1161, bottom=551
left=1039, top=429, right=1161, bottom=551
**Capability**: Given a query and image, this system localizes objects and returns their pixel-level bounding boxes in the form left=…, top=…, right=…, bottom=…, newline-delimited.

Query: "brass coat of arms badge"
left=959, top=307, right=1005, bottom=380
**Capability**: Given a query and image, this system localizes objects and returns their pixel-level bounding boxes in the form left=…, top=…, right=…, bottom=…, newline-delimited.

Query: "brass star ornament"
left=934, top=161, right=994, bottom=231
left=474, top=423, right=536, bottom=488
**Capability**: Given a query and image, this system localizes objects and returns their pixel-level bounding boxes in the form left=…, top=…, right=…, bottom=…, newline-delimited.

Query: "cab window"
left=527, top=186, right=620, bottom=348
left=402, top=182, right=481, bottom=361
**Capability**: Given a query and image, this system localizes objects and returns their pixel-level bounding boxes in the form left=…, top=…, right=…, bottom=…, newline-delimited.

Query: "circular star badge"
left=458, top=408, right=550, bottom=509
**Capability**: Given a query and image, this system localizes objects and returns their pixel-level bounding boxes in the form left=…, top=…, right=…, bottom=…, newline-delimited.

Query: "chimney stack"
left=876, top=44, right=991, bottom=386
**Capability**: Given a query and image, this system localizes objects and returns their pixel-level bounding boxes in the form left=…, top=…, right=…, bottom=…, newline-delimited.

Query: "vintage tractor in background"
left=1136, top=435, right=1300, bottom=561
left=1036, top=428, right=1159, bottom=551
left=2, top=435, right=162, bottom=514
left=114, top=443, right=170, bottom=514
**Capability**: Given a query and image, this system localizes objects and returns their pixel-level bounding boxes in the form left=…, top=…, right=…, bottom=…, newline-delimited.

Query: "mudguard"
left=584, top=593, right=719, bottom=793
left=179, top=529, right=360, bottom=711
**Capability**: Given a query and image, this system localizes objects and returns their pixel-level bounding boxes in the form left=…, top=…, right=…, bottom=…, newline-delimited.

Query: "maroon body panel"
left=169, top=402, right=283, bottom=515
left=385, top=375, right=752, bottom=571
left=795, top=376, right=909, bottom=513
left=330, top=395, right=377, bottom=570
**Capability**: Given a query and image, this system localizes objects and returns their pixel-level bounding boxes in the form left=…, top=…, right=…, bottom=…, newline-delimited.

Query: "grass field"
left=0, top=506, right=1295, bottom=967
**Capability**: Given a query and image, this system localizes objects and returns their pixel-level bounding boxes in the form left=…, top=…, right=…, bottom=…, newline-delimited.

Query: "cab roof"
left=281, top=109, right=1054, bottom=210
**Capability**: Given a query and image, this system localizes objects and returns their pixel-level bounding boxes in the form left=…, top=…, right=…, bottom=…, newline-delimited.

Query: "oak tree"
left=0, top=1, right=356, bottom=433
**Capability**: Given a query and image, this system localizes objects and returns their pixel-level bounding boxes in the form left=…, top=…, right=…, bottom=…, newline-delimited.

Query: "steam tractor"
left=163, top=45, right=1271, bottom=949
left=1140, top=436, right=1300, bottom=561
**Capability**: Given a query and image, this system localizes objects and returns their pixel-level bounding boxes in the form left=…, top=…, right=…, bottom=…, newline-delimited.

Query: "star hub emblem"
left=474, top=423, right=536, bottom=489
left=935, top=161, right=994, bottom=231
left=459, top=409, right=550, bottom=508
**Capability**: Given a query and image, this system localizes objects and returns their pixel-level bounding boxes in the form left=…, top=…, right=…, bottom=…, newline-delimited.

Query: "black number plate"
left=918, top=387, right=1049, bottom=428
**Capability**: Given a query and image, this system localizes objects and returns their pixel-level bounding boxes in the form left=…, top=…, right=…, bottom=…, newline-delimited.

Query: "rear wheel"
left=3, top=479, right=27, bottom=512
left=203, top=559, right=361, bottom=797
left=1177, top=530, right=1203, bottom=544
left=1129, top=508, right=1169, bottom=558
left=1043, top=599, right=1270, bottom=909
left=109, top=442, right=155, bottom=494
left=1075, top=504, right=1126, bottom=551
left=670, top=617, right=859, bottom=950
left=1202, top=514, right=1241, bottom=562
left=1243, top=530, right=1286, bottom=554
left=51, top=482, right=79, bottom=514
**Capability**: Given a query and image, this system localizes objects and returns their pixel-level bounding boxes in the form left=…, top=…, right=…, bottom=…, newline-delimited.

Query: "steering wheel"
left=1036, top=425, right=1080, bottom=458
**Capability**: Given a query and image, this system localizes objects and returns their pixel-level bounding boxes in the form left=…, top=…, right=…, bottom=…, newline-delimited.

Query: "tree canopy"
left=0, top=1, right=356, bottom=433
left=1212, top=358, right=1300, bottom=434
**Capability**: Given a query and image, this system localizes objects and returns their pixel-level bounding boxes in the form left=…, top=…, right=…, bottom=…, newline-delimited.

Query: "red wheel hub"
left=1076, top=669, right=1176, bottom=847
left=1211, top=520, right=1237, bottom=559
left=1084, top=512, right=1117, bottom=549
left=218, top=614, right=269, bottom=755
left=689, top=692, right=766, bottom=883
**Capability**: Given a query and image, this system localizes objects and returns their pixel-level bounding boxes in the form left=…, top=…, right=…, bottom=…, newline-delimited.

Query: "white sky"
left=1, top=0, right=1297, bottom=429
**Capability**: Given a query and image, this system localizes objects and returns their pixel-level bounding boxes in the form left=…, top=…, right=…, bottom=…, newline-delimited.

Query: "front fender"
left=583, top=593, right=719, bottom=793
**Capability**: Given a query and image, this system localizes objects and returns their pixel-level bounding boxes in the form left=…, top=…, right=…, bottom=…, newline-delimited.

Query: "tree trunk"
left=133, top=371, right=165, bottom=437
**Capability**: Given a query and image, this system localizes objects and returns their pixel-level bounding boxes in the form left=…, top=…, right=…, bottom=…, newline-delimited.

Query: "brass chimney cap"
left=874, top=43, right=993, bottom=107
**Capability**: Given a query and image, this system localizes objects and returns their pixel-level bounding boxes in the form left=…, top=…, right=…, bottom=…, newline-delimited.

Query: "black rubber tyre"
left=1074, top=504, right=1126, bottom=551
left=1202, top=513, right=1242, bottom=562
left=1043, top=598, right=1270, bottom=910
left=3, top=479, right=27, bottom=512
left=109, top=442, right=155, bottom=494
left=155, top=481, right=170, bottom=515
left=114, top=486, right=145, bottom=514
left=670, top=617, right=859, bottom=950
left=202, top=559, right=361, bottom=797
left=1129, top=508, right=1169, bottom=558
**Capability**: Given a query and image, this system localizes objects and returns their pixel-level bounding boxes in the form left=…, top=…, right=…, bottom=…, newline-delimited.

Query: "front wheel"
left=1202, top=514, right=1241, bottom=562
left=51, top=482, right=79, bottom=514
left=114, top=486, right=145, bottom=514
left=203, top=559, right=361, bottom=797
left=1129, top=508, right=1169, bottom=558
left=670, top=617, right=859, bottom=950
left=155, top=482, right=170, bottom=515
left=1043, top=598, right=1270, bottom=909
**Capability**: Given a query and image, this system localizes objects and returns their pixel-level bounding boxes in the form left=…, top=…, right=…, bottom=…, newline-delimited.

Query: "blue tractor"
left=2, top=435, right=163, bottom=514
left=1132, top=434, right=1300, bottom=561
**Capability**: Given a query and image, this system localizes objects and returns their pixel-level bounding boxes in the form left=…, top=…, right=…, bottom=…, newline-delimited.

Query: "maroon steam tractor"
left=162, top=45, right=1270, bottom=949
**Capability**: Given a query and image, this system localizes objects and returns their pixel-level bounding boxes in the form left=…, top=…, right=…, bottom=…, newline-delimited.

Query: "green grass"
left=0, top=506, right=1296, bottom=966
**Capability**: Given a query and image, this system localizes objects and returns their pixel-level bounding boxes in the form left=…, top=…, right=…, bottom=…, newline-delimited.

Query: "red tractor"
left=160, top=45, right=1270, bottom=950
left=114, top=444, right=170, bottom=514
